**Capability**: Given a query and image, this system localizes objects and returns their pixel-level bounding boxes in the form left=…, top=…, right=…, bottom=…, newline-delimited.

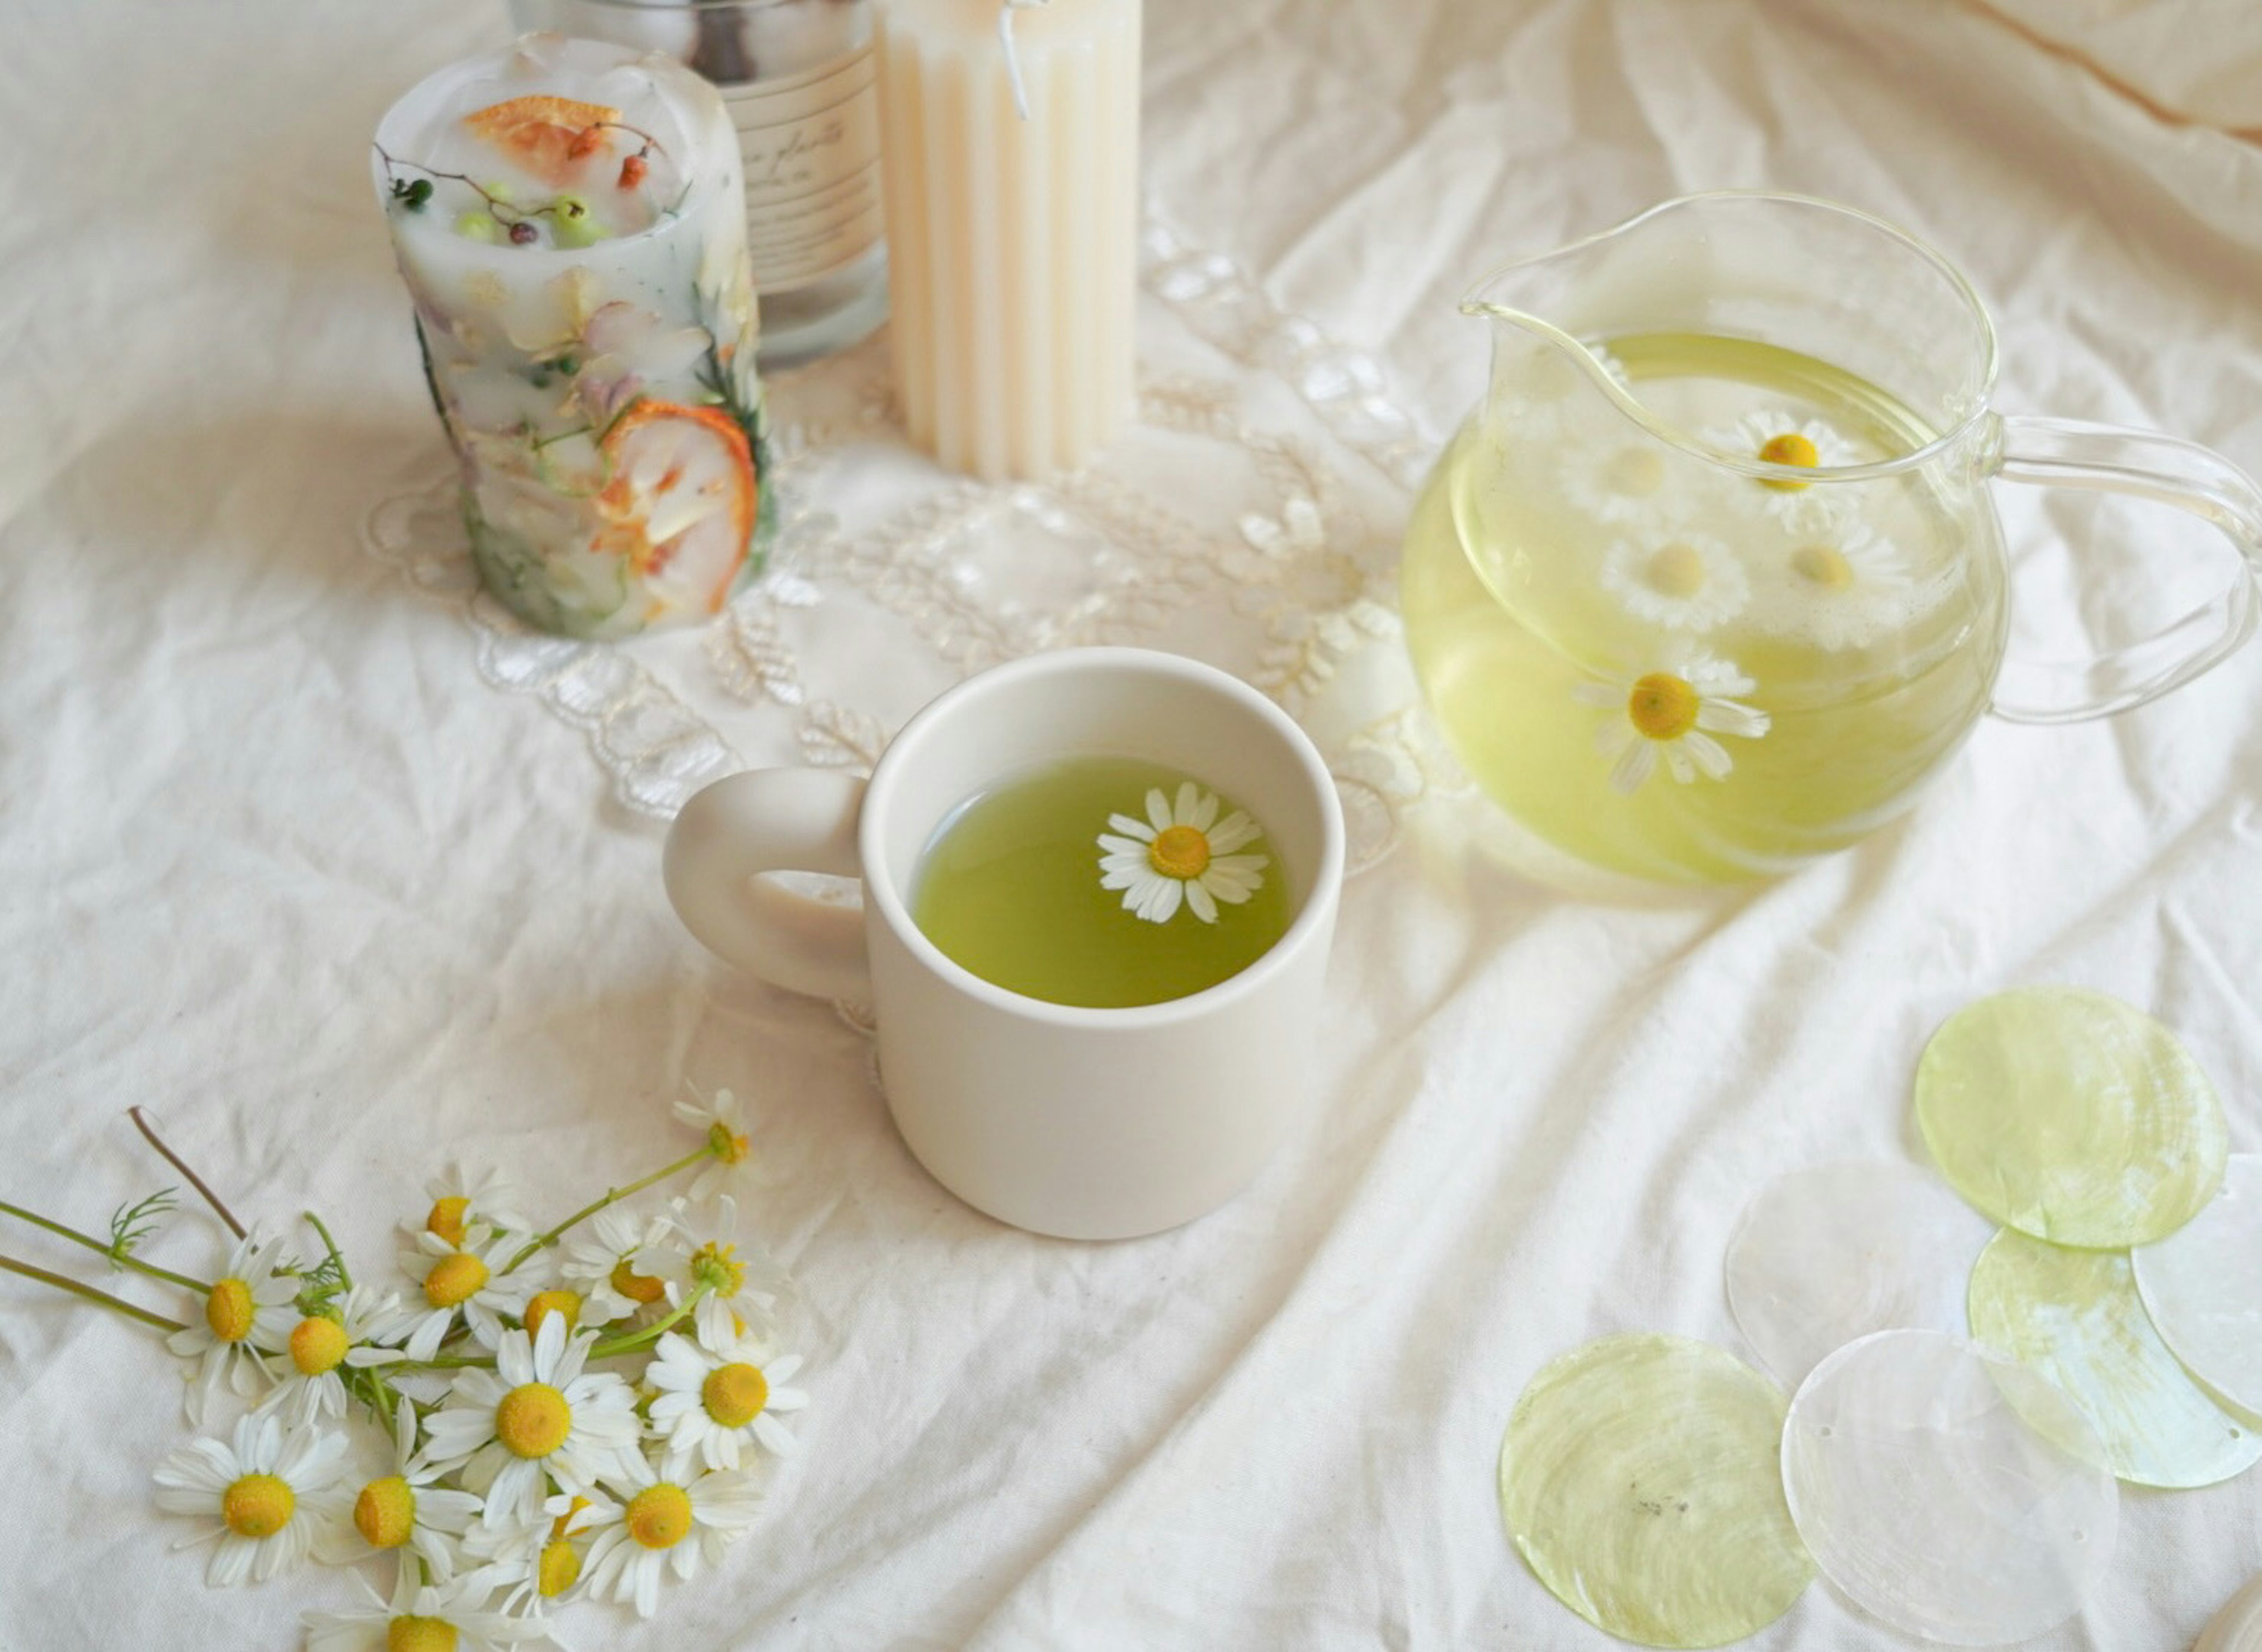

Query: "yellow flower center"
left=524, top=1289, right=582, bottom=1338
left=610, top=1257, right=666, bottom=1306
left=707, top=1119, right=750, bottom=1166
left=289, top=1316, right=349, bottom=1376
left=388, top=1618, right=459, bottom=1652
left=1758, top=431, right=1818, bottom=490
left=1605, top=446, right=1665, bottom=496
left=495, top=1382, right=573, bottom=1459
left=221, top=1472, right=295, bottom=1539
left=690, top=1242, right=745, bottom=1299
left=1791, top=544, right=1856, bottom=590
left=1642, top=542, right=1707, bottom=598
left=1148, top=825, right=1211, bottom=880
left=423, top=1251, right=489, bottom=1309
left=354, top=1476, right=416, bottom=1549
left=204, top=1278, right=254, bottom=1343
left=1627, top=673, right=1701, bottom=741
left=702, top=1362, right=769, bottom=1428
left=626, top=1483, right=694, bottom=1550
left=538, top=1537, right=582, bottom=1597
left=549, top=1495, right=592, bottom=1541
left=425, top=1196, right=471, bottom=1247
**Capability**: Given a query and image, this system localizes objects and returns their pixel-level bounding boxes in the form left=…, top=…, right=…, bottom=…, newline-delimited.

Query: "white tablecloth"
left=5, top=2, right=2261, bottom=1647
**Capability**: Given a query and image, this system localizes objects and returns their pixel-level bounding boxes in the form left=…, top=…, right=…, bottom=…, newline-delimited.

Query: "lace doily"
left=361, top=213, right=1466, bottom=873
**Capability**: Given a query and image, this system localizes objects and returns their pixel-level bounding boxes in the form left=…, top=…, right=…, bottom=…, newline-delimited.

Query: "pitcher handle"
left=1986, top=413, right=2262, bottom=724
left=663, top=769, right=873, bottom=1003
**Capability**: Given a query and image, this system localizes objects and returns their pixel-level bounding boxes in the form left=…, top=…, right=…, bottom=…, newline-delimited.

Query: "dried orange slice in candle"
left=594, top=401, right=758, bottom=616
left=461, top=95, right=620, bottom=185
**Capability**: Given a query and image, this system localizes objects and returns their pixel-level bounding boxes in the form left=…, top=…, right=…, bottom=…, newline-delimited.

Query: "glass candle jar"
left=510, top=0, right=890, bottom=366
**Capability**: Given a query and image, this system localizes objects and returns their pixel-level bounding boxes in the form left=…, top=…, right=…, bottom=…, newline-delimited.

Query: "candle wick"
left=999, top=0, right=1049, bottom=122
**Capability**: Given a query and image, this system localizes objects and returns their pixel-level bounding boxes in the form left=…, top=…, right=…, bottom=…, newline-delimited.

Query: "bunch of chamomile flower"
left=0, top=1090, right=807, bottom=1648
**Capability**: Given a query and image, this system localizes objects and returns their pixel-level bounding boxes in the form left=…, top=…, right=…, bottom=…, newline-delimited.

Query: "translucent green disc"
left=2133, top=1155, right=2262, bottom=1425
left=1967, top=1227, right=2262, bottom=1488
left=1498, top=1334, right=1812, bottom=1647
left=1915, top=986, right=2227, bottom=1247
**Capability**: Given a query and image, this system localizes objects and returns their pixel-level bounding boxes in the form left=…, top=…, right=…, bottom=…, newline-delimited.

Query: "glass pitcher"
left=1400, top=192, right=2262, bottom=884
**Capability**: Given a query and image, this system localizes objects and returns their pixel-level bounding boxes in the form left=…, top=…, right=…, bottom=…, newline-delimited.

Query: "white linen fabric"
left=3, top=2, right=2260, bottom=1649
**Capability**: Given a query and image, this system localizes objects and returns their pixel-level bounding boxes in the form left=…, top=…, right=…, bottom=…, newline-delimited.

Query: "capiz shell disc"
left=2198, top=1572, right=2262, bottom=1652
left=1725, top=1161, right=1992, bottom=1386
left=2134, top=1154, right=2262, bottom=1426
left=1781, top=1329, right=2117, bottom=1646
left=1967, top=1226, right=2262, bottom=1488
left=1915, top=986, right=2227, bottom=1248
left=1497, top=1333, right=1812, bottom=1647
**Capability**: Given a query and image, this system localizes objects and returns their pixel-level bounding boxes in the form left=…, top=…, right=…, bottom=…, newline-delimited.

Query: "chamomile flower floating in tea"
left=645, top=1329, right=809, bottom=1469
left=1561, top=435, right=1683, bottom=528
left=577, top=1449, right=766, bottom=1618
left=1573, top=657, right=1771, bottom=792
left=166, top=1229, right=300, bottom=1423
left=1598, top=530, right=1750, bottom=633
left=1097, top=782, right=1271, bottom=925
left=300, top=1562, right=551, bottom=1652
left=151, top=1412, right=352, bottom=1588
left=1713, top=410, right=1864, bottom=524
left=912, top=757, right=1294, bottom=1009
left=419, top=1315, right=644, bottom=1528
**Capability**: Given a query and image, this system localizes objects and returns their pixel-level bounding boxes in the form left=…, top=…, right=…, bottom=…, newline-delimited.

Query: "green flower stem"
left=304, top=1211, right=352, bottom=1292
left=501, top=1146, right=715, bottom=1276
left=0, top=1200, right=211, bottom=1294
left=128, top=1106, right=247, bottom=1239
left=589, top=1290, right=702, bottom=1361
left=0, top=1253, right=188, bottom=1333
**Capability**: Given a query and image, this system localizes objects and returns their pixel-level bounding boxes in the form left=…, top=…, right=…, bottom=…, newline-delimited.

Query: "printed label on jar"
left=723, top=45, right=884, bottom=294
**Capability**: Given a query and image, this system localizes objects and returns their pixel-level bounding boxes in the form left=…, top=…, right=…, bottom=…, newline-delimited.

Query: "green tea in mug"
left=910, top=756, right=1292, bottom=1008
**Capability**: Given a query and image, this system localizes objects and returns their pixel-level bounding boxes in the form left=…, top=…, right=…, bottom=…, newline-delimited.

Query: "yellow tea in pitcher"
left=1401, top=333, right=2010, bottom=883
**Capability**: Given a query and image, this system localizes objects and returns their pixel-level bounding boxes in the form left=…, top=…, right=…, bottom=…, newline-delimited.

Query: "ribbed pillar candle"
left=875, top=0, right=1141, bottom=481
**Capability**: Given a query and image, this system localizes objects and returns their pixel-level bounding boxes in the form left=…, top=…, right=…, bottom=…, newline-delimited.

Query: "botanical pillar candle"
left=875, top=0, right=1142, bottom=481
left=373, top=35, right=777, bottom=640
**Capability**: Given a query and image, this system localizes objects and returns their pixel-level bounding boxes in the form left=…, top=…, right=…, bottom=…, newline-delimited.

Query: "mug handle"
left=663, top=769, right=874, bottom=1002
left=1987, top=413, right=2262, bottom=724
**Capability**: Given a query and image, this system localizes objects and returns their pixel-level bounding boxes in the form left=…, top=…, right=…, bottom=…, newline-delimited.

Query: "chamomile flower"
left=410, top=1163, right=533, bottom=1251
left=657, top=1196, right=791, bottom=1352
left=1096, top=782, right=1270, bottom=925
left=646, top=1330, right=809, bottom=1470
left=672, top=1085, right=758, bottom=1202
left=1709, top=410, right=1864, bottom=527
left=303, top=1561, right=555, bottom=1651
left=335, top=1395, right=484, bottom=1583
left=560, top=1206, right=684, bottom=1326
left=254, top=1282, right=412, bottom=1427
left=166, top=1229, right=299, bottom=1423
left=420, top=1315, right=642, bottom=1529
left=1572, top=655, right=1772, bottom=793
left=1560, top=435, right=1688, bottom=529
left=1598, top=531, right=1750, bottom=633
left=582, top=1448, right=765, bottom=1618
left=151, top=1411, right=350, bottom=1587
left=463, top=1490, right=606, bottom=1617
left=396, top=1227, right=539, bottom=1360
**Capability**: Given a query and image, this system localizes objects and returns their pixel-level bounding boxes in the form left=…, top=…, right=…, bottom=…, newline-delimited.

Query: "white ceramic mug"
left=663, top=648, right=1347, bottom=1240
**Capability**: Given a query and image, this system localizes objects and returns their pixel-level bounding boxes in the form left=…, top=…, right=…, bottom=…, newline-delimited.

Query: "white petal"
left=1096, top=835, right=1148, bottom=859
left=1205, top=812, right=1258, bottom=854
left=1147, top=879, right=1183, bottom=923
left=1695, top=697, right=1770, bottom=738
left=1107, top=813, right=1156, bottom=843
left=1663, top=742, right=1697, bottom=784
left=1571, top=680, right=1626, bottom=707
left=1192, top=790, right=1219, bottom=831
left=1145, top=789, right=1172, bottom=833
left=1183, top=880, right=1218, bottom=924
left=1173, top=781, right=1199, bottom=827
left=1610, top=740, right=1657, bottom=794
left=1681, top=729, right=1734, bottom=779
left=1593, top=716, right=1637, bottom=758
left=207, top=1532, right=256, bottom=1588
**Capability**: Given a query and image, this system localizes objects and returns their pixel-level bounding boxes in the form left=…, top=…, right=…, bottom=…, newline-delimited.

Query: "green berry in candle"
left=549, top=194, right=606, bottom=249
left=454, top=211, right=502, bottom=243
